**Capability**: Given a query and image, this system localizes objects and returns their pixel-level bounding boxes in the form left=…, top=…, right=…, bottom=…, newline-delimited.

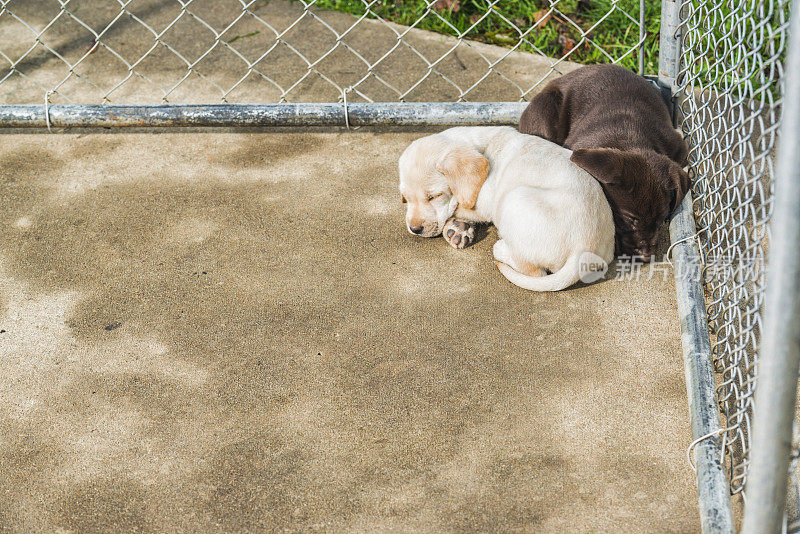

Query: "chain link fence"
left=674, top=0, right=793, bottom=516
left=0, top=0, right=648, bottom=105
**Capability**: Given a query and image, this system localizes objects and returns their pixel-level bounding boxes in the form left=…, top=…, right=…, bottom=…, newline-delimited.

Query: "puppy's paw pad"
left=443, top=219, right=475, bottom=249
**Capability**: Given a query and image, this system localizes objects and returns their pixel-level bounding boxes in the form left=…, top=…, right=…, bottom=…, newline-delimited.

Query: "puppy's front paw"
left=443, top=219, right=475, bottom=249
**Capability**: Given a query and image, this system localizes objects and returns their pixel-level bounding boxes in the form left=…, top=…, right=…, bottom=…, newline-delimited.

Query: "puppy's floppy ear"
left=436, top=146, right=490, bottom=210
left=669, top=129, right=690, bottom=167
left=570, top=147, right=633, bottom=187
left=667, top=160, right=691, bottom=213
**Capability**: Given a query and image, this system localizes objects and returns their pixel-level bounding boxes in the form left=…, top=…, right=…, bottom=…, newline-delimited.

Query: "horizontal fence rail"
left=669, top=192, right=736, bottom=533
left=0, top=102, right=527, bottom=128
left=660, top=0, right=736, bottom=530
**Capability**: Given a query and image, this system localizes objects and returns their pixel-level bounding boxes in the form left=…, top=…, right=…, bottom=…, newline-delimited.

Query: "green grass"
left=295, top=0, right=662, bottom=74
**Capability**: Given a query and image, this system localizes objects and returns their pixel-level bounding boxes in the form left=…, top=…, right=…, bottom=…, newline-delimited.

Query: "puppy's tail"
left=495, top=253, right=581, bottom=292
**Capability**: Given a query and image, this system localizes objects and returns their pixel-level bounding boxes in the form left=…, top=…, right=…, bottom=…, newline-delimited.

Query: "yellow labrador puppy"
left=399, top=126, right=614, bottom=291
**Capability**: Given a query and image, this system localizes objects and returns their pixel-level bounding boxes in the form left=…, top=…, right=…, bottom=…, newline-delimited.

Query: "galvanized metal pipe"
left=742, top=1, right=800, bottom=532
left=669, top=194, right=736, bottom=534
left=660, top=0, right=735, bottom=530
left=0, top=102, right=528, bottom=129
left=639, top=0, right=647, bottom=75
left=658, top=0, right=683, bottom=88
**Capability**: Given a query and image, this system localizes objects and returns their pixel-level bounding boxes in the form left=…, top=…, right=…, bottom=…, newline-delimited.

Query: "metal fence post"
left=658, top=0, right=683, bottom=89
left=638, top=0, right=647, bottom=75
left=741, top=1, right=800, bottom=532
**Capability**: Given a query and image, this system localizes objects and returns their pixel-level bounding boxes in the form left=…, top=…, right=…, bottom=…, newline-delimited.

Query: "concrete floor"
left=0, top=1, right=700, bottom=532
left=0, top=131, right=698, bottom=532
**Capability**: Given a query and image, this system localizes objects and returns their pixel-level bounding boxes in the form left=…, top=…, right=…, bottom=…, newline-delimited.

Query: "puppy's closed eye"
left=427, top=192, right=443, bottom=202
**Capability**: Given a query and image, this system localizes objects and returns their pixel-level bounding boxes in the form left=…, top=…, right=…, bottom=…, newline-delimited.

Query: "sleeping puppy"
left=519, top=64, right=690, bottom=260
left=399, top=126, right=614, bottom=291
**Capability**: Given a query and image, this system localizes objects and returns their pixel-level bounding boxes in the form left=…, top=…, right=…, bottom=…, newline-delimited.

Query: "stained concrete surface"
left=1, top=1, right=699, bottom=532
left=0, top=131, right=698, bottom=532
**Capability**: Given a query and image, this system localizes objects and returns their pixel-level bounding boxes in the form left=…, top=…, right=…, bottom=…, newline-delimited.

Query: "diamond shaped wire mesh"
left=0, top=0, right=647, bottom=105
left=675, top=0, right=792, bottom=501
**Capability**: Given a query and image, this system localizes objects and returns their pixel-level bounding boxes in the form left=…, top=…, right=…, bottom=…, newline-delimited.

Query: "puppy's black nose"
left=409, top=225, right=424, bottom=235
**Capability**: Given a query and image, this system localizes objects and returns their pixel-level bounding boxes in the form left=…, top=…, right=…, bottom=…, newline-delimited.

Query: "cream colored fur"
left=398, top=126, right=615, bottom=291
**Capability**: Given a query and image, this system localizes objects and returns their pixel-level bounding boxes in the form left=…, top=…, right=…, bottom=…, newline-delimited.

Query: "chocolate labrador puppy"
left=519, top=64, right=690, bottom=260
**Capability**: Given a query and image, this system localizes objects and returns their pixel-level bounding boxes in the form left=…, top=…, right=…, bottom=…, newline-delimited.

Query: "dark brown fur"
left=519, top=64, right=690, bottom=259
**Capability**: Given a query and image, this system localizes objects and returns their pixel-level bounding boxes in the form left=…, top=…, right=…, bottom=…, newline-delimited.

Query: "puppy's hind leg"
left=492, top=239, right=515, bottom=266
left=492, top=239, right=546, bottom=277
